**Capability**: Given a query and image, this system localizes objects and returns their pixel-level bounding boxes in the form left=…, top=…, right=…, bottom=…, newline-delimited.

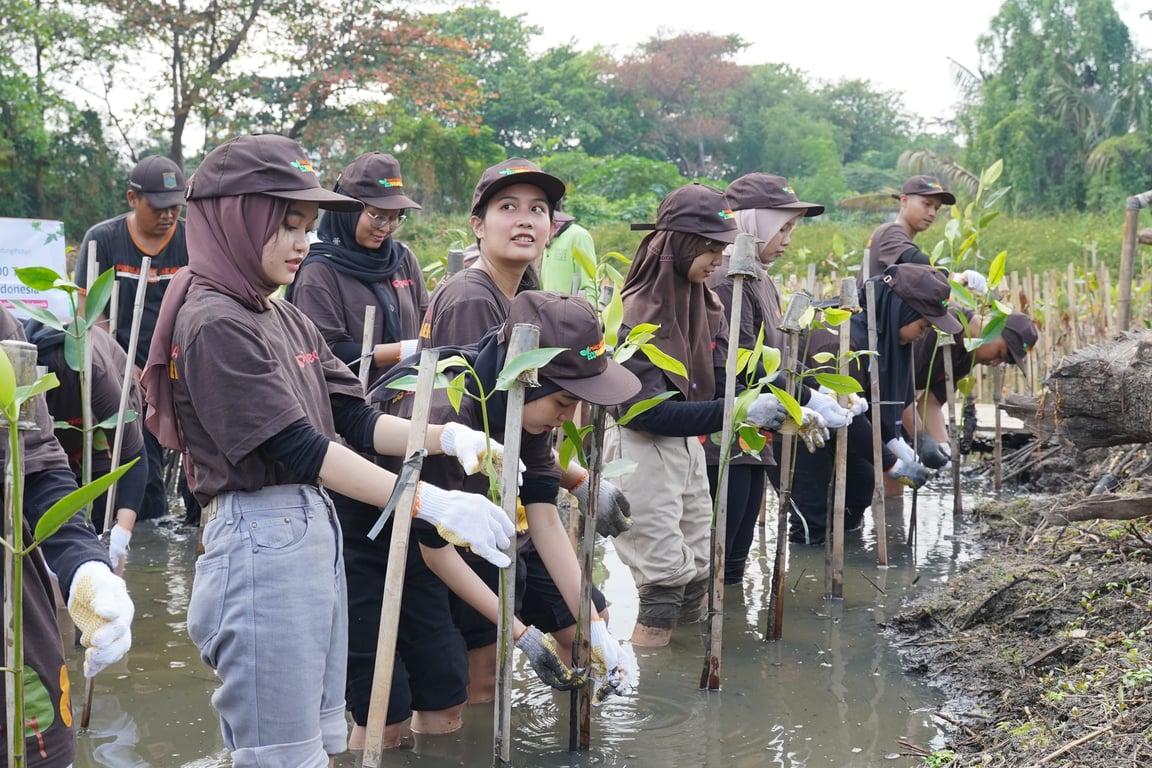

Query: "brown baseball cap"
left=186, top=134, right=363, bottom=212
left=896, top=175, right=956, bottom=205
left=633, top=183, right=740, bottom=244
left=725, top=173, right=825, bottom=217
left=471, top=158, right=566, bottom=216
left=336, top=152, right=422, bottom=210
left=882, top=263, right=963, bottom=334
left=500, top=292, right=640, bottom=406
left=129, top=155, right=187, bottom=209
left=1001, top=312, right=1039, bottom=376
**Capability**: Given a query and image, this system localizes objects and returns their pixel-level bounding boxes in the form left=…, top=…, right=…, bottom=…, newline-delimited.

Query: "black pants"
left=767, top=416, right=875, bottom=542
left=706, top=463, right=766, bottom=583
left=138, top=427, right=167, bottom=520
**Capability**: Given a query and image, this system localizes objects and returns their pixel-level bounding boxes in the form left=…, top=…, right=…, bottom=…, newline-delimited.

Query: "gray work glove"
left=515, top=626, right=585, bottom=690
left=569, top=470, right=632, bottom=538
left=887, top=458, right=930, bottom=489
left=746, top=392, right=787, bottom=431
left=917, top=433, right=952, bottom=470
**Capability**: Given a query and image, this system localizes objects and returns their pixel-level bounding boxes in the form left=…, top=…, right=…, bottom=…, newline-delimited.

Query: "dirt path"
left=889, top=475, right=1152, bottom=766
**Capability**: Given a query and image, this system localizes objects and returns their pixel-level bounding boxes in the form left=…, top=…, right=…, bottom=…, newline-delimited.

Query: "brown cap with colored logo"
left=882, top=263, right=963, bottom=334
left=500, top=292, right=640, bottom=406
left=129, top=155, right=187, bottom=209
left=336, top=152, right=422, bottom=210
left=632, top=183, right=740, bottom=244
left=186, top=134, right=363, bottom=212
left=1002, top=312, right=1039, bottom=377
left=895, top=175, right=956, bottom=205
left=725, top=173, right=825, bottom=217
left=471, top=158, right=566, bottom=216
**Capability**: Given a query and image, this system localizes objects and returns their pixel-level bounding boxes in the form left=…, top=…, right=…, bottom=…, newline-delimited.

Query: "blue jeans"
left=187, top=484, right=347, bottom=767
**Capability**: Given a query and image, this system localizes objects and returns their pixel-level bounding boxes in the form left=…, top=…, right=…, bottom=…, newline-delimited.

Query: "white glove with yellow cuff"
left=67, top=561, right=135, bottom=677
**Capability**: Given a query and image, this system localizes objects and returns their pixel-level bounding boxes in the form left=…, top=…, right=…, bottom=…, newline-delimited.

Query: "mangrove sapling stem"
left=864, top=281, right=888, bottom=566
left=570, top=404, right=606, bottom=750
left=768, top=291, right=811, bottom=640
left=939, top=333, right=962, bottom=515
left=101, top=255, right=151, bottom=539
left=358, top=305, right=376, bottom=394
left=494, top=324, right=537, bottom=768
left=362, top=350, right=438, bottom=768
left=702, top=232, right=756, bottom=690
left=829, top=278, right=857, bottom=599
left=908, top=341, right=919, bottom=550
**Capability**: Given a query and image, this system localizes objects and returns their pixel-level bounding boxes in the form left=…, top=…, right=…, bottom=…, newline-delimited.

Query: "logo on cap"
left=927, top=180, right=943, bottom=191
left=781, top=184, right=795, bottom=195
left=290, top=159, right=316, bottom=173
left=718, top=209, right=734, bottom=220
left=162, top=172, right=177, bottom=189
left=499, top=167, right=536, bottom=176
left=378, top=177, right=404, bottom=187
left=579, top=340, right=606, bottom=360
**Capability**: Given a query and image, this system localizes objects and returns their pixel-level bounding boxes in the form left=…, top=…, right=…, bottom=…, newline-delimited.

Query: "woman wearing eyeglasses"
left=287, top=151, right=426, bottom=390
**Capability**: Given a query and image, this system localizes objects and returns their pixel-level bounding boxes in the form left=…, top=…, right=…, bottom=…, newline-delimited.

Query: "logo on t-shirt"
left=295, top=349, right=321, bottom=367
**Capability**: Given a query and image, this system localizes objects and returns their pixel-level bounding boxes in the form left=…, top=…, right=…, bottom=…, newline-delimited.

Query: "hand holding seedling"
left=589, top=616, right=637, bottom=703
left=807, top=387, right=853, bottom=429
left=781, top=407, right=830, bottom=453
left=569, top=469, right=632, bottom=537
left=917, top=433, right=952, bottom=470
left=413, top=482, right=516, bottom=567
left=746, top=392, right=788, bottom=430
left=514, top=625, right=585, bottom=690
left=439, top=421, right=525, bottom=485
left=888, top=458, right=930, bottom=489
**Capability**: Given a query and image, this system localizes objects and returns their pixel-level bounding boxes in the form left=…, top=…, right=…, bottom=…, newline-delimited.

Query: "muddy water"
left=69, top=485, right=980, bottom=767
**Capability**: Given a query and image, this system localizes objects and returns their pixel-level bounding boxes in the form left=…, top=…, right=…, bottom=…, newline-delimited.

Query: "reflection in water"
left=69, top=483, right=978, bottom=767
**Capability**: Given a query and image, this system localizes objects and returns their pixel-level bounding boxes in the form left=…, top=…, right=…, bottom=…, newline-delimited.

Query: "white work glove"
left=107, top=524, right=132, bottom=572
left=808, top=387, right=853, bottom=429
left=787, top=406, right=829, bottom=453
left=887, top=458, right=930, bottom=489
left=399, top=338, right=419, bottom=360
left=917, top=433, right=952, bottom=470
left=568, top=471, right=632, bottom=538
left=958, top=269, right=988, bottom=294
left=846, top=392, right=869, bottom=417
left=746, top=392, right=787, bottom=431
left=414, top=482, right=515, bottom=568
left=589, top=617, right=637, bottom=704
left=67, top=561, right=135, bottom=677
left=885, top=437, right=917, bottom=465
left=515, top=625, right=583, bottom=690
left=439, top=421, right=524, bottom=485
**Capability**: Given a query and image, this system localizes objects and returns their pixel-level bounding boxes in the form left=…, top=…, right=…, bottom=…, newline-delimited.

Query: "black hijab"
left=286, top=185, right=406, bottom=343
left=851, top=277, right=923, bottom=437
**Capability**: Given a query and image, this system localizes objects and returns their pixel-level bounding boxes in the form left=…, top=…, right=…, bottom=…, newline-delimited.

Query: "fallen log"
left=1001, top=331, right=1152, bottom=448
left=1043, top=493, right=1152, bottom=524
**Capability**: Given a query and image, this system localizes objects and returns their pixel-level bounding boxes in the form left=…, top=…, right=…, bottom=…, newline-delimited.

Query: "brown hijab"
left=143, top=194, right=288, bottom=450
left=621, top=230, right=724, bottom=401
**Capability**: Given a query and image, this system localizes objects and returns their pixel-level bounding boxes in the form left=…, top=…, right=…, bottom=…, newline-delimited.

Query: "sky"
left=493, top=0, right=1150, bottom=125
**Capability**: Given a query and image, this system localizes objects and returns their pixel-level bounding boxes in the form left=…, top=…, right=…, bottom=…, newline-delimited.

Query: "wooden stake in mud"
left=701, top=233, right=757, bottom=689
left=358, top=305, right=377, bottom=394
left=1117, top=189, right=1152, bottom=333
left=570, top=404, right=606, bottom=750
left=864, top=280, right=888, bottom=566
left=100, top=256, right=151, bottom=542
left=828, top=278, right=858, bottom=599
left=992, top=365, right=1003, bottom=492
left=768, top=290, right=811, bottom=640
left=907, top=339, right=921, bottom=550
left=2, top=340, right=40, bottom=766
left=494, top=324, right=538, bottom=767
left=78, top=254, right=101, bottom=729
left=939, top=332, right=963, bottom=515
left=362, top=350, right=438, bottom=768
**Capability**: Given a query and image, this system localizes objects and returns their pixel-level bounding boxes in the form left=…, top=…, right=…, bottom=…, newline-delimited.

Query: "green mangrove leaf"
left=615, top=391, right=676, bottom=427
left=640, top=344, right=686, bottom=379
left=495, top=347, right=565, bottom=392
left=14, top=266, right=64, bottom=292
left=447, top=371, right=466, bottom=413
left=32, top=459, right=139, bottom=545
left=813, top=373, right=862, bottom=394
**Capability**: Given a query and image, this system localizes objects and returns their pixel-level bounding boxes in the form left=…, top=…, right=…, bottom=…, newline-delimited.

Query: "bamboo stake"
left=1065, top=263, right=1080, bottom=352
left=906, top=341, right=920, bottom=552
left=494, top=324, right=537, bottom=767
left=701, top=233, right=756, bottom=690
left=939, top=333, right=962, bottom=516
left=358, top=305, right=377, bottom=394
left=570, top=404, right=606, bottom=750
left=3, top=340, right=38, bottom=768
left=864, top=281, right=888, bottom=566
left=78, top=254, right=99, bottom=729
left=768, top=291, right=810, bottom=640
left=1118, top=189, right=1152, bottom=333
left=829, top=278, right=856, bottom=599
left=446, top=248, right=465, bottom=278
left=101, top=256, right=151, bottom=539
left=992, top=365, right=1003, bottom=492
left=362, top=350, right=438, bottom=767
